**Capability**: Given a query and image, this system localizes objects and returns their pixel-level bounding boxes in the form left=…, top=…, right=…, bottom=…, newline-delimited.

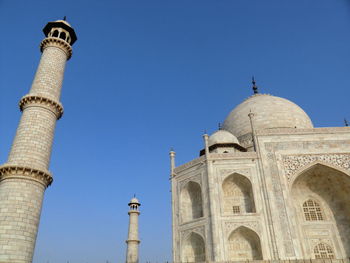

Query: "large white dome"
left=222, top=94, right=313, bottom=138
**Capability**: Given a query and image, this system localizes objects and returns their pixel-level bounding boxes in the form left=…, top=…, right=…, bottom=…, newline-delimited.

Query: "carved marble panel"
left=282, top=153, right=350, bottom=182
left=264, top=142, right=296, bottom=257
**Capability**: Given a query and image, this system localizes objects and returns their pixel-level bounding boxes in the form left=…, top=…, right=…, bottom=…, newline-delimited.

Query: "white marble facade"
left=171, top=94, right=350, bottom=262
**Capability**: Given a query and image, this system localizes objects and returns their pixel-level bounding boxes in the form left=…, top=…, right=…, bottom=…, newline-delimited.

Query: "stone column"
left=126, top=197, right=141, bottom=263
left=203, top=133, right=219, bottom=261
left=0, top=19, right=77, bottom=263
left=169, top=150, right=177, bottom=263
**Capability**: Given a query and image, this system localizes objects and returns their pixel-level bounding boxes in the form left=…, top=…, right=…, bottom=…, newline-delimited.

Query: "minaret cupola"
left=43, top=18, right=77, bottom=45
left=128, top=197, right=141, bottom=212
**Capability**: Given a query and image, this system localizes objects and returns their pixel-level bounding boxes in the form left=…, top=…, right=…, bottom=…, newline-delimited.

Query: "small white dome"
left=223, top=94, right=313, bottom=138
left=208, top=130, right=239, bottom=147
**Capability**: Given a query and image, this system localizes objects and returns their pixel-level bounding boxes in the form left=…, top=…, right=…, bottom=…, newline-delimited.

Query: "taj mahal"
left=0, top=18, right=350, bottom=263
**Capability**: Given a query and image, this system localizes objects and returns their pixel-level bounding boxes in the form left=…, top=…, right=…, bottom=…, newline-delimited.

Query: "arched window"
left=314, top=243, right=335, bottom=259
left=60, top=31, right=66, bottom=41
left=303, top=199, right=324, bottom=221
left=52, top=30, right=59, bottom=37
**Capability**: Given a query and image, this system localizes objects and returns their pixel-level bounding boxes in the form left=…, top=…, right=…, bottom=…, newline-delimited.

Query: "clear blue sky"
left=0, top=0, right=349, bottom=262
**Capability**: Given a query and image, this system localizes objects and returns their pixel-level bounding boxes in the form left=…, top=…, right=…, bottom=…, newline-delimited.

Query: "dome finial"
left=345, top=118, right=349, bottom=127
left=218, top=123, right=222, bottom=130
left=63, top=16, right=67, bottom=21
left=252, top=76, right=258, bottom=94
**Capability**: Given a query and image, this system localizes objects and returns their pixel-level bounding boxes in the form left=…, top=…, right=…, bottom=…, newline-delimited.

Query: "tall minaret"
left=0, top=19, right=77, bottom=262
left=126, top=197, right=141, bottom=263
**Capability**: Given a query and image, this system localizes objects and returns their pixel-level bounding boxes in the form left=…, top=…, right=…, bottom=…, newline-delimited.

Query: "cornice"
left=255, top=127, right=350, bottom=136
left=40, top=37, right=72, bottom=60
left=173, top=152, right=257, bottom=174
left=209, top=152, right=257, bottom=160
left=19, top=95, right=64, bottom=120
left=0, top=164, right=53, bottom=187
left=173, top=155, right=206, bottom=174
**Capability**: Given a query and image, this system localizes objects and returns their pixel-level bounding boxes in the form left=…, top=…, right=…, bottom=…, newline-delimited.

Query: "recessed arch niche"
left=182, top=232, right=206, bottom=262
left=227, top=226, right=263, bottom=260
left=222, top=173, right=256, bottom=214
left=291, top=163, right=350, bottom=258
left=180, top=181, right=203, bottom=223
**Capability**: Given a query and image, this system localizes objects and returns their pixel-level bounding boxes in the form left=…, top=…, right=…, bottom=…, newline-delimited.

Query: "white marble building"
left=170, top=91, right=350, bottom=262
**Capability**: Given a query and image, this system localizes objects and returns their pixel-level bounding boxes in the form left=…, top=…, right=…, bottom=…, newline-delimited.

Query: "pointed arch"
left=227, top=226, right=262, bottom=260
left=222, top=173, right=255, bottom=214
left=291, top=163, right=350, bottom=257
left=180, top=181, right=203, bottom=223
left=182, top=232, right=206, bottom=262
left=289, top=160, right=350, bottom=188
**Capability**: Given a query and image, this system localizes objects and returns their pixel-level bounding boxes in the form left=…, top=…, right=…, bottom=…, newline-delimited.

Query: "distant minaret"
left=126, top=197, right=141, bottom=263
left=0, top=19, right=77, bottom=262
